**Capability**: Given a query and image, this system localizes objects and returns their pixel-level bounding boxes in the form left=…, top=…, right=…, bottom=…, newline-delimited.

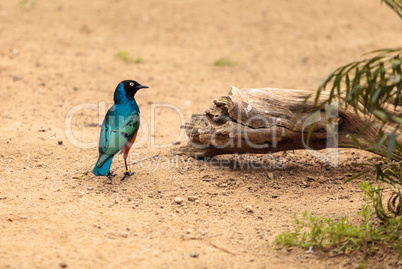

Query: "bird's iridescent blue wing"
left=97, top=107, right=140, bottom=167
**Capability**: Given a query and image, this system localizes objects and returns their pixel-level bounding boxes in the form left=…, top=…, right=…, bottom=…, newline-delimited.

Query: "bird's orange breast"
left=120, top=132, right=138, bottom=159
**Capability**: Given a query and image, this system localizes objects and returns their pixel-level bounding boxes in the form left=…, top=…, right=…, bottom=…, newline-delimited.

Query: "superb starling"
left=92, top=80, right=148, bottom=182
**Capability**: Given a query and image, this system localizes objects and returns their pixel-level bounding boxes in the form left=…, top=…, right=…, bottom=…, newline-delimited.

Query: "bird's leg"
left=106, top=171, right=116, bottom=184
left=121, top=158, right=134, bottom=181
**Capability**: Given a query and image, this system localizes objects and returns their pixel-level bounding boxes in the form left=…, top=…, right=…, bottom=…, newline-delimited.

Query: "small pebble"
left=119, top=233, right=128, bottom=238
left=267, top=172, right=274, bottom=180
left=174, top=197, right=184, bottom=204
left=188, top=196, right=197, bottom=202
left=190, top=252, right=199, bottom=258
left=58, top=140, right=63, bottom=145
left=59, top=262, right=67, bottom=268
left=245, top=205, right=254, bottom=213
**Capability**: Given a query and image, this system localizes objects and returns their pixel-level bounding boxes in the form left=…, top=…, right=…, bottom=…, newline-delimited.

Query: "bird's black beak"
left=138, top=85, right=149, bottom=89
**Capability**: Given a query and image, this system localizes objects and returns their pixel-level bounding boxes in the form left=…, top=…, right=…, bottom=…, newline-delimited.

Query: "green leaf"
left=349, top=134, right=362, bottom=148
left=376, top=132, right=389, bottom=152
left=387, top=130, right=396, bottom=158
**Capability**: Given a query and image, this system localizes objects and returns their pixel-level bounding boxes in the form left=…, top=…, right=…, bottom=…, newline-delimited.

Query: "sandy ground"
left=1, top=0, right=401, bottom=268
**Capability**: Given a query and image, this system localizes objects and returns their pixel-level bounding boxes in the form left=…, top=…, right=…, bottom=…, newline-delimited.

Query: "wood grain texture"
left=176, top=87, right=394, bottom=158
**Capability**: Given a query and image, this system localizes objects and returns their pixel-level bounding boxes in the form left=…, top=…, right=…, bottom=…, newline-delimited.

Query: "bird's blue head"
left=114, top=80, right=148, bottom=104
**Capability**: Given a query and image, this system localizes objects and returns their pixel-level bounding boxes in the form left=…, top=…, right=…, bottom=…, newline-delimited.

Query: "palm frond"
left=381, top=0, right=402, bottom=19
left=315, top=48, right=402, bottom=125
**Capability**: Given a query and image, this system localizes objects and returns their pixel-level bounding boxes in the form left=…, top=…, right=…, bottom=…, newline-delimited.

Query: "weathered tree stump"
left=175, top=86, right=396, bottom=158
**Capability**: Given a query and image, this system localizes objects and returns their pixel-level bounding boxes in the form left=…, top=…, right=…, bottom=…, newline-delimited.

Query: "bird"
left=92, top=80, right=148, bottom=182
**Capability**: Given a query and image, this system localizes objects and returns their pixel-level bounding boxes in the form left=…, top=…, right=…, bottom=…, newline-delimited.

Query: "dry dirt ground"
left=1, top=0, right=401, bottom=268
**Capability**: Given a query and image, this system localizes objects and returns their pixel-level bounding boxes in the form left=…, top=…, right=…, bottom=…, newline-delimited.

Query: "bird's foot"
left=106, top=171, right=116, bottom=184
left=121, top=168, right=134, bottom=181
left=107, top=171, right=117, bottom=177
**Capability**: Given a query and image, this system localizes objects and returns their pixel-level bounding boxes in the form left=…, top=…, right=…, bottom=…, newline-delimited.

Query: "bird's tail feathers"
left=93, top=155, right=113, bottom=176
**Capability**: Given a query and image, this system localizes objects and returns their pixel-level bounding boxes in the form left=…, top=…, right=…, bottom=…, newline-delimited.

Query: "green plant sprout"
left=214, top=58, right=238, bottom=67
left=116, top=51, right=143, bottom=64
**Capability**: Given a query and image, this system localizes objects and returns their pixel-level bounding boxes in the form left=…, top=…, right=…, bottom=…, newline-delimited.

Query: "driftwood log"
left=175, top=86, right=398, bottom=158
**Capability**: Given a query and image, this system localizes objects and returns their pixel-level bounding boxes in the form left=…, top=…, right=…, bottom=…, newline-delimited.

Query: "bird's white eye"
left=129, top=82, right=134, bottom=86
